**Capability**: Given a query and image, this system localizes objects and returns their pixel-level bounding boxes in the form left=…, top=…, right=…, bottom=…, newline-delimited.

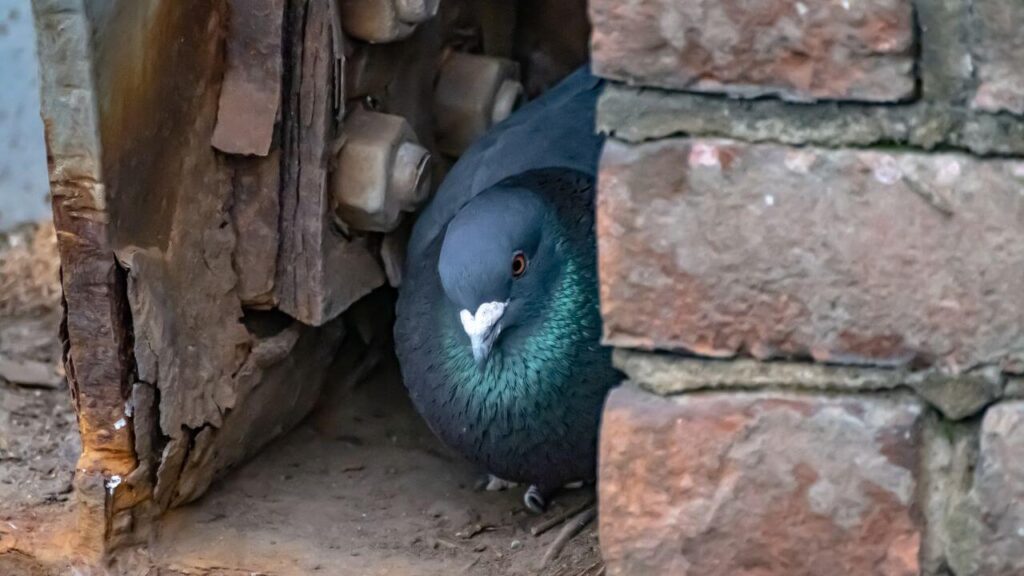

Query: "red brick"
left=599, top=386, right=924, bottom=576
left=969, top=0, right=1024, bottom=115
left=589, top=0, right=916, bottom=102
left=597, top=138, right=1024, bottom=373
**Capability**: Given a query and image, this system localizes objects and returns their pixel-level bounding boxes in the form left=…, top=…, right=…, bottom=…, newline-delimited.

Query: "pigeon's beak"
left=460, top=301, right=507, bottom=366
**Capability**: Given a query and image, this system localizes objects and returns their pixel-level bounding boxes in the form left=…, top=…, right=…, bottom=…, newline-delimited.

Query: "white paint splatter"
left=764, top=194, right=775, bottom=206
left=125, top=399, right=134, bottom=418
left=841, top=0, right=851, bottom=10
left=105, top=475, right=122, bottom=492
left=796, top=2, right=809, bottom=16
left=114, top=418, right=127, bottom=430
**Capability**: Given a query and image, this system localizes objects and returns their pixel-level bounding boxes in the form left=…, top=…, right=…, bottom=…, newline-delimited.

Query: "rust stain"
left=98, top=0, right=229, bottom=251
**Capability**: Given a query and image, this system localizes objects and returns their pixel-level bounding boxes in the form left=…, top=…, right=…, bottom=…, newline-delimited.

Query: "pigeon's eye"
left=511, top=251, right=528, bottom=278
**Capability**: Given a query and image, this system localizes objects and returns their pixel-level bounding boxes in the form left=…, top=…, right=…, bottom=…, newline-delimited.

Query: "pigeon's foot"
left=474, top=473, right=519, bottom=492
left=524, top=484, right=549, bottom=514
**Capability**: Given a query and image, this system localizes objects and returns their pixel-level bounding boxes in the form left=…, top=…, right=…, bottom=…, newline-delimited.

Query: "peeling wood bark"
left=169, top=317, right=346, bottom=507
left=33, top=0, right=138, bottom=560
left=212, top=0, right=286, bottom=156
left=230, top=153, right=282, bottom=307
left=276, top=0, right=385, bottom=327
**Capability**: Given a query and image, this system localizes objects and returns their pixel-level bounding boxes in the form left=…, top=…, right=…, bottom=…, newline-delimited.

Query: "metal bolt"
left=434, top=53, right=524, bottom=157
left=333, top=110, right=433, bottom=232
left=391, top=141, right=432, bottom=206
left=491, top=79, right=524, bottom=125
left=395, top=0, right=439, bottom=24
left=340, top=0, right=438, bottom=44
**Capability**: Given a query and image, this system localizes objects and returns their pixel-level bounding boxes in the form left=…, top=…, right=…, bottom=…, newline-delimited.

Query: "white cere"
left=460, top=301, right=507, bottom=339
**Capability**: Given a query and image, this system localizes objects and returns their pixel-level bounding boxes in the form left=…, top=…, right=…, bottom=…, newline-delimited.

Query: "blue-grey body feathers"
left=395, top=66, right=618, bottom=495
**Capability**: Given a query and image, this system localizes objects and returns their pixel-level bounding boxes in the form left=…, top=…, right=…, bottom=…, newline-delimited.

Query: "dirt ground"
left=0, top=222, right=80, bottom=575
left=148, top=359, right=603, bottom=576
left=0, top=312, right=77, bottom=510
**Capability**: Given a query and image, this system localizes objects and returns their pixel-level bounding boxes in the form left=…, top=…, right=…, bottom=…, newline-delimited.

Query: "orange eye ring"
left=511, top=251, right=528, bottom=278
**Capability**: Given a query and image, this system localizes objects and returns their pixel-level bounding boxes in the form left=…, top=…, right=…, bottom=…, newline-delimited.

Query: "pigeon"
left=394, top=65, right=620, bottom=514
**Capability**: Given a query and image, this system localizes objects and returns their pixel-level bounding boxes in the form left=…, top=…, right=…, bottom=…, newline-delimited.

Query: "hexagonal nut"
left=395, top=0, right=439, bottom=24
left=434, top=53, right=524, bottom=157
left=333, top=109, right=433, bottom=233
left=340, top=0, right=437, bottom=44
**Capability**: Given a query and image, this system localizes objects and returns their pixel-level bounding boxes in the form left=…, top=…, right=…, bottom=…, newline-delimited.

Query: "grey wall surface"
left=0, top=0, right=50, bottom=231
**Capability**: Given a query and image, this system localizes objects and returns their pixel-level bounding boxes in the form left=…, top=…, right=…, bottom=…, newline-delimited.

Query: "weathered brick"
left=945, top=401, right=1024, bottom=576
left=599, top=386, right=924, bottom=576
left=969, top=0, right=1024, bottom=115
left=598, top=138, right=1024, bottom=373
left=589, top=0, right=916, bottom=102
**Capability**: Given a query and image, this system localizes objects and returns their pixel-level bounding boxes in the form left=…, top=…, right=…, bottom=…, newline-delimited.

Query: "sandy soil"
left=149, top=360, right=603, bottom=576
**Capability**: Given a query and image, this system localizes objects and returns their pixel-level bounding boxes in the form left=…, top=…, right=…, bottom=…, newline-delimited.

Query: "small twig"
left=461, top=557, right=481, bottom=574
left=531, top=497, right=595, bottom=537
left=456, top=523, right=494, bottom=539
left=572, top=560, right=604, bottom=576
left=541, top=506, right=597, bottom=569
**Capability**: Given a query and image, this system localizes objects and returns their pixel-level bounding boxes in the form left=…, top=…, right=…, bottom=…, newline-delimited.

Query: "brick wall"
left=589, top=1, right=1024, bottom=574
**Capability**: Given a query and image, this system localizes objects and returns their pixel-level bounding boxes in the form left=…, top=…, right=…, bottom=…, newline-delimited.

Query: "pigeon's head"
left=438, top=185, right=560, bottom=366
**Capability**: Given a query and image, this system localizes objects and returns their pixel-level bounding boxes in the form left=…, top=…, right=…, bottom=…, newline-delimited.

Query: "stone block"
left=921, top=414, right=977, bottom=575
left=944, top=401, right=1024, bottom=576
left=600, top=386, right=924, bottom=576
left=969, top=0, right=1024, bottom=115
left=590, top=0, right=916, bottom=102
left=907, top=366, right=1004, bottom=420
left=598, top=137, right=1024, bottom=373
left=916, top=0, right=973, bottom=102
